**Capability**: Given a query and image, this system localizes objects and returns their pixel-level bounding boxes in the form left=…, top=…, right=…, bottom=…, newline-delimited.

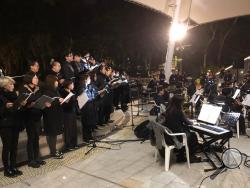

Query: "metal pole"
left=164, top=0, right=182, bottom=83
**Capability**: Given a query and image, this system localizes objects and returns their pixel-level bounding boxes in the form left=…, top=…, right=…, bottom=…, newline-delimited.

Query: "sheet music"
left=190, top=93, right=200, bottom=104
left=198, top=104, right=222, bottom=125
left=242, top=94, right=250, bottom=106
left=77, top=92, right=89, bottom=109
left=61, top=92, right=74, bottom=104
left=232, top=89, right=240, bottom=99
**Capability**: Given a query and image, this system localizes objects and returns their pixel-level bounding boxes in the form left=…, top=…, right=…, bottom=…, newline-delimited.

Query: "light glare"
left=169, top=23, right=187, bottom=41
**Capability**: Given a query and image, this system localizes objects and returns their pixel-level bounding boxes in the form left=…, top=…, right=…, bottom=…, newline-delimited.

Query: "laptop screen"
left=198, top=104, right=222, bottom=124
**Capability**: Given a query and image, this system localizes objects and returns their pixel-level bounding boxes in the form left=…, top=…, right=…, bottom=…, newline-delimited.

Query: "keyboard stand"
left=199, top=134, right=223, bottom=172
left=190, top=128, right=233, bottom=172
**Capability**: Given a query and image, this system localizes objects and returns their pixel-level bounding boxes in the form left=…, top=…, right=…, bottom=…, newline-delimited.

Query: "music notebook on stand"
left=198, top=104, right=222, bottom=125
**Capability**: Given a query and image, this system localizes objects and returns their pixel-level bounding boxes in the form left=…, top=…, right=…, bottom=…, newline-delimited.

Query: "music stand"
left=128, top=86, right=139, bottom=128
left=84, top=139, right=111, bottom=155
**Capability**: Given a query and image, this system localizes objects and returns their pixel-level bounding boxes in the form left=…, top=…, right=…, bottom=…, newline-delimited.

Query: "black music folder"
left=33, top=95, right=57, bottom=110
left=13, top=93, right=32, bottom=109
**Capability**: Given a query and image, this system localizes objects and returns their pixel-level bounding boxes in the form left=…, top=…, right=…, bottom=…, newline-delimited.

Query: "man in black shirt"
left=26, top=60, right=40, bottom=77
left=45, top=61, right=64, bottom=86
left=62, top=52, right=75, bottom=80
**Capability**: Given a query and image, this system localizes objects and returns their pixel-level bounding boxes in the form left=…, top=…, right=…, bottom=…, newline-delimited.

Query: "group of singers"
left=0, top=51, right=130, bottom=177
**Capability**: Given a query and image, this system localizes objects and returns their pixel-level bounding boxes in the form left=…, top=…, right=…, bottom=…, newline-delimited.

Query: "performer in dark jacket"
left=45, top=60, right=64, bottom=85
left=43, top=75, right=64, bottom=159
left=62, top=52, right=75, bottom=80
left=60, top=79, right=78, bottom=150
left=19, top=74, right=45, bottom=168
left=154, top=87, right=168, bottom=106
left=77, top=74, right=98, bottom=142
left=26, top=60, right=40, bottom=76
left=163, top=95, right=201, bottom=162
left=95, top=65, right=108, bottom=126
left=0, top=77, right=25, bottom=177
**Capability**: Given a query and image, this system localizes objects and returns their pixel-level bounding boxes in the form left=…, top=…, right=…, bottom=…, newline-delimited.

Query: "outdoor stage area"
left=0, top=102, right=250, bottom=188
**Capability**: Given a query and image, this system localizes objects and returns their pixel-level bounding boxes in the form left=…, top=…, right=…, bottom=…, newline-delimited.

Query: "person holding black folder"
left=60, top=79, right=78, bottom=150
left=19, top=74, right=45, bottom=168
left=0, top=76, right=26, bottom=177
left=43, top=75, right=64, bottom=159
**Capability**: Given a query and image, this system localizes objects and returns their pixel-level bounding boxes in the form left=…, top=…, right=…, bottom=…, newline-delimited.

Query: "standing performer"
left=26, top=60, right=40, bottom=78
left=62, top=52, right=75, bottom=80
left=19, top=74, right=45, bottom=168
left=95, top=65, right=108, bottom=126
left=45, top=60, right=64, bottom=86
left=77, top=73, right=98, bottom=142
left=60, top=79, right=78, bottom=150
left=0, top=77, right=25, bottom=177
left=43, top=75, right=64, bottom=159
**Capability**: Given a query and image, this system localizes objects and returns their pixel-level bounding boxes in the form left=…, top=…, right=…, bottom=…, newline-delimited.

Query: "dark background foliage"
left=0, top=0, right=250, bottom=76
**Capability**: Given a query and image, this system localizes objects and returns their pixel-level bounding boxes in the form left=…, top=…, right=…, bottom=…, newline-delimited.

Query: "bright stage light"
left=169, top=23, right=187, bottom=41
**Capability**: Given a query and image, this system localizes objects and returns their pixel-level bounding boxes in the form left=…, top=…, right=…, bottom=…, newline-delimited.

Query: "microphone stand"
left=84, top=139, right=111, bottom=156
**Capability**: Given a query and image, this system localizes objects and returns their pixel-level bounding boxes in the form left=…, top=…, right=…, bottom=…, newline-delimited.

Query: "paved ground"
left=1, top=122, right=250, bottom=188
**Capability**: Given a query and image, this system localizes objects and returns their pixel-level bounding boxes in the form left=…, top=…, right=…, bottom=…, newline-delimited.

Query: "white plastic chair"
left=152, top=121, right=191, bottom=171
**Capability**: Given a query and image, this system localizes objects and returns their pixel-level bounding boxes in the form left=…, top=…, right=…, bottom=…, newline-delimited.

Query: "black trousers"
left=0, top=127, right=19, bottom=170
left=26, top=121, right=41, bottom=162
left=113, top=87, right=121, bottom=107
left=46, top=136, right=57, bottom=155
left=103, top=92, right=113, bottom=123
left=81, top=101, right=97, bottom=141
left=63, top=113, right=77, bottom=148
left=97, top=97, right=105, bottom=125
left=239, top=115, right=246, bottom=134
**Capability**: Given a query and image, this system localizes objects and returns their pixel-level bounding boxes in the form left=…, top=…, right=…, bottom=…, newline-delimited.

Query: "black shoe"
left=176, top=156, right=187, bottom=163
left=190, top=156, right=202, bottom=163
left=4, top=169, right=16, bottom=177
left=36, top=160, right=46, bottom=165
left=67, top=147, right=75, bottom=151
left=52, top=153, right=63, bottom=159
left=28, top=160, right=40, bottom=168
left=56, top=150, right=63, bottom=155
left=74, top=145, right=80, bottom=149
left=108, top=120, right=114, bottom=123
left=115, top=106, right=121, bottom=110
left=11, top=168, right=23, bottom=176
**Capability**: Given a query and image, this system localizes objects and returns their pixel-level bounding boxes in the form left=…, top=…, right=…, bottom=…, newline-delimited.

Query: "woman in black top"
left=60, top=79, right=78, bottom=150
left=0, top=77, right=25, bottom=177
left=163, top=95, right=200, bottom=162
left=43, top=75, right=64, bottom=159
left=19, top=74, right=45, bottom=168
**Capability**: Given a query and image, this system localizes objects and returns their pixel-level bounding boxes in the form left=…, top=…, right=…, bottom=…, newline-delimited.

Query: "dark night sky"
left=0, top=0, right=250, bottom=76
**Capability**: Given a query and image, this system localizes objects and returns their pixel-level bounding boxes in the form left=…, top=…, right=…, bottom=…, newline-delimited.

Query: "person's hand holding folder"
left=45, top=102, right=52, bottom=108
left=6, top=102, right=14, bottom=108
left=59, top=98, right=64, bottom=104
